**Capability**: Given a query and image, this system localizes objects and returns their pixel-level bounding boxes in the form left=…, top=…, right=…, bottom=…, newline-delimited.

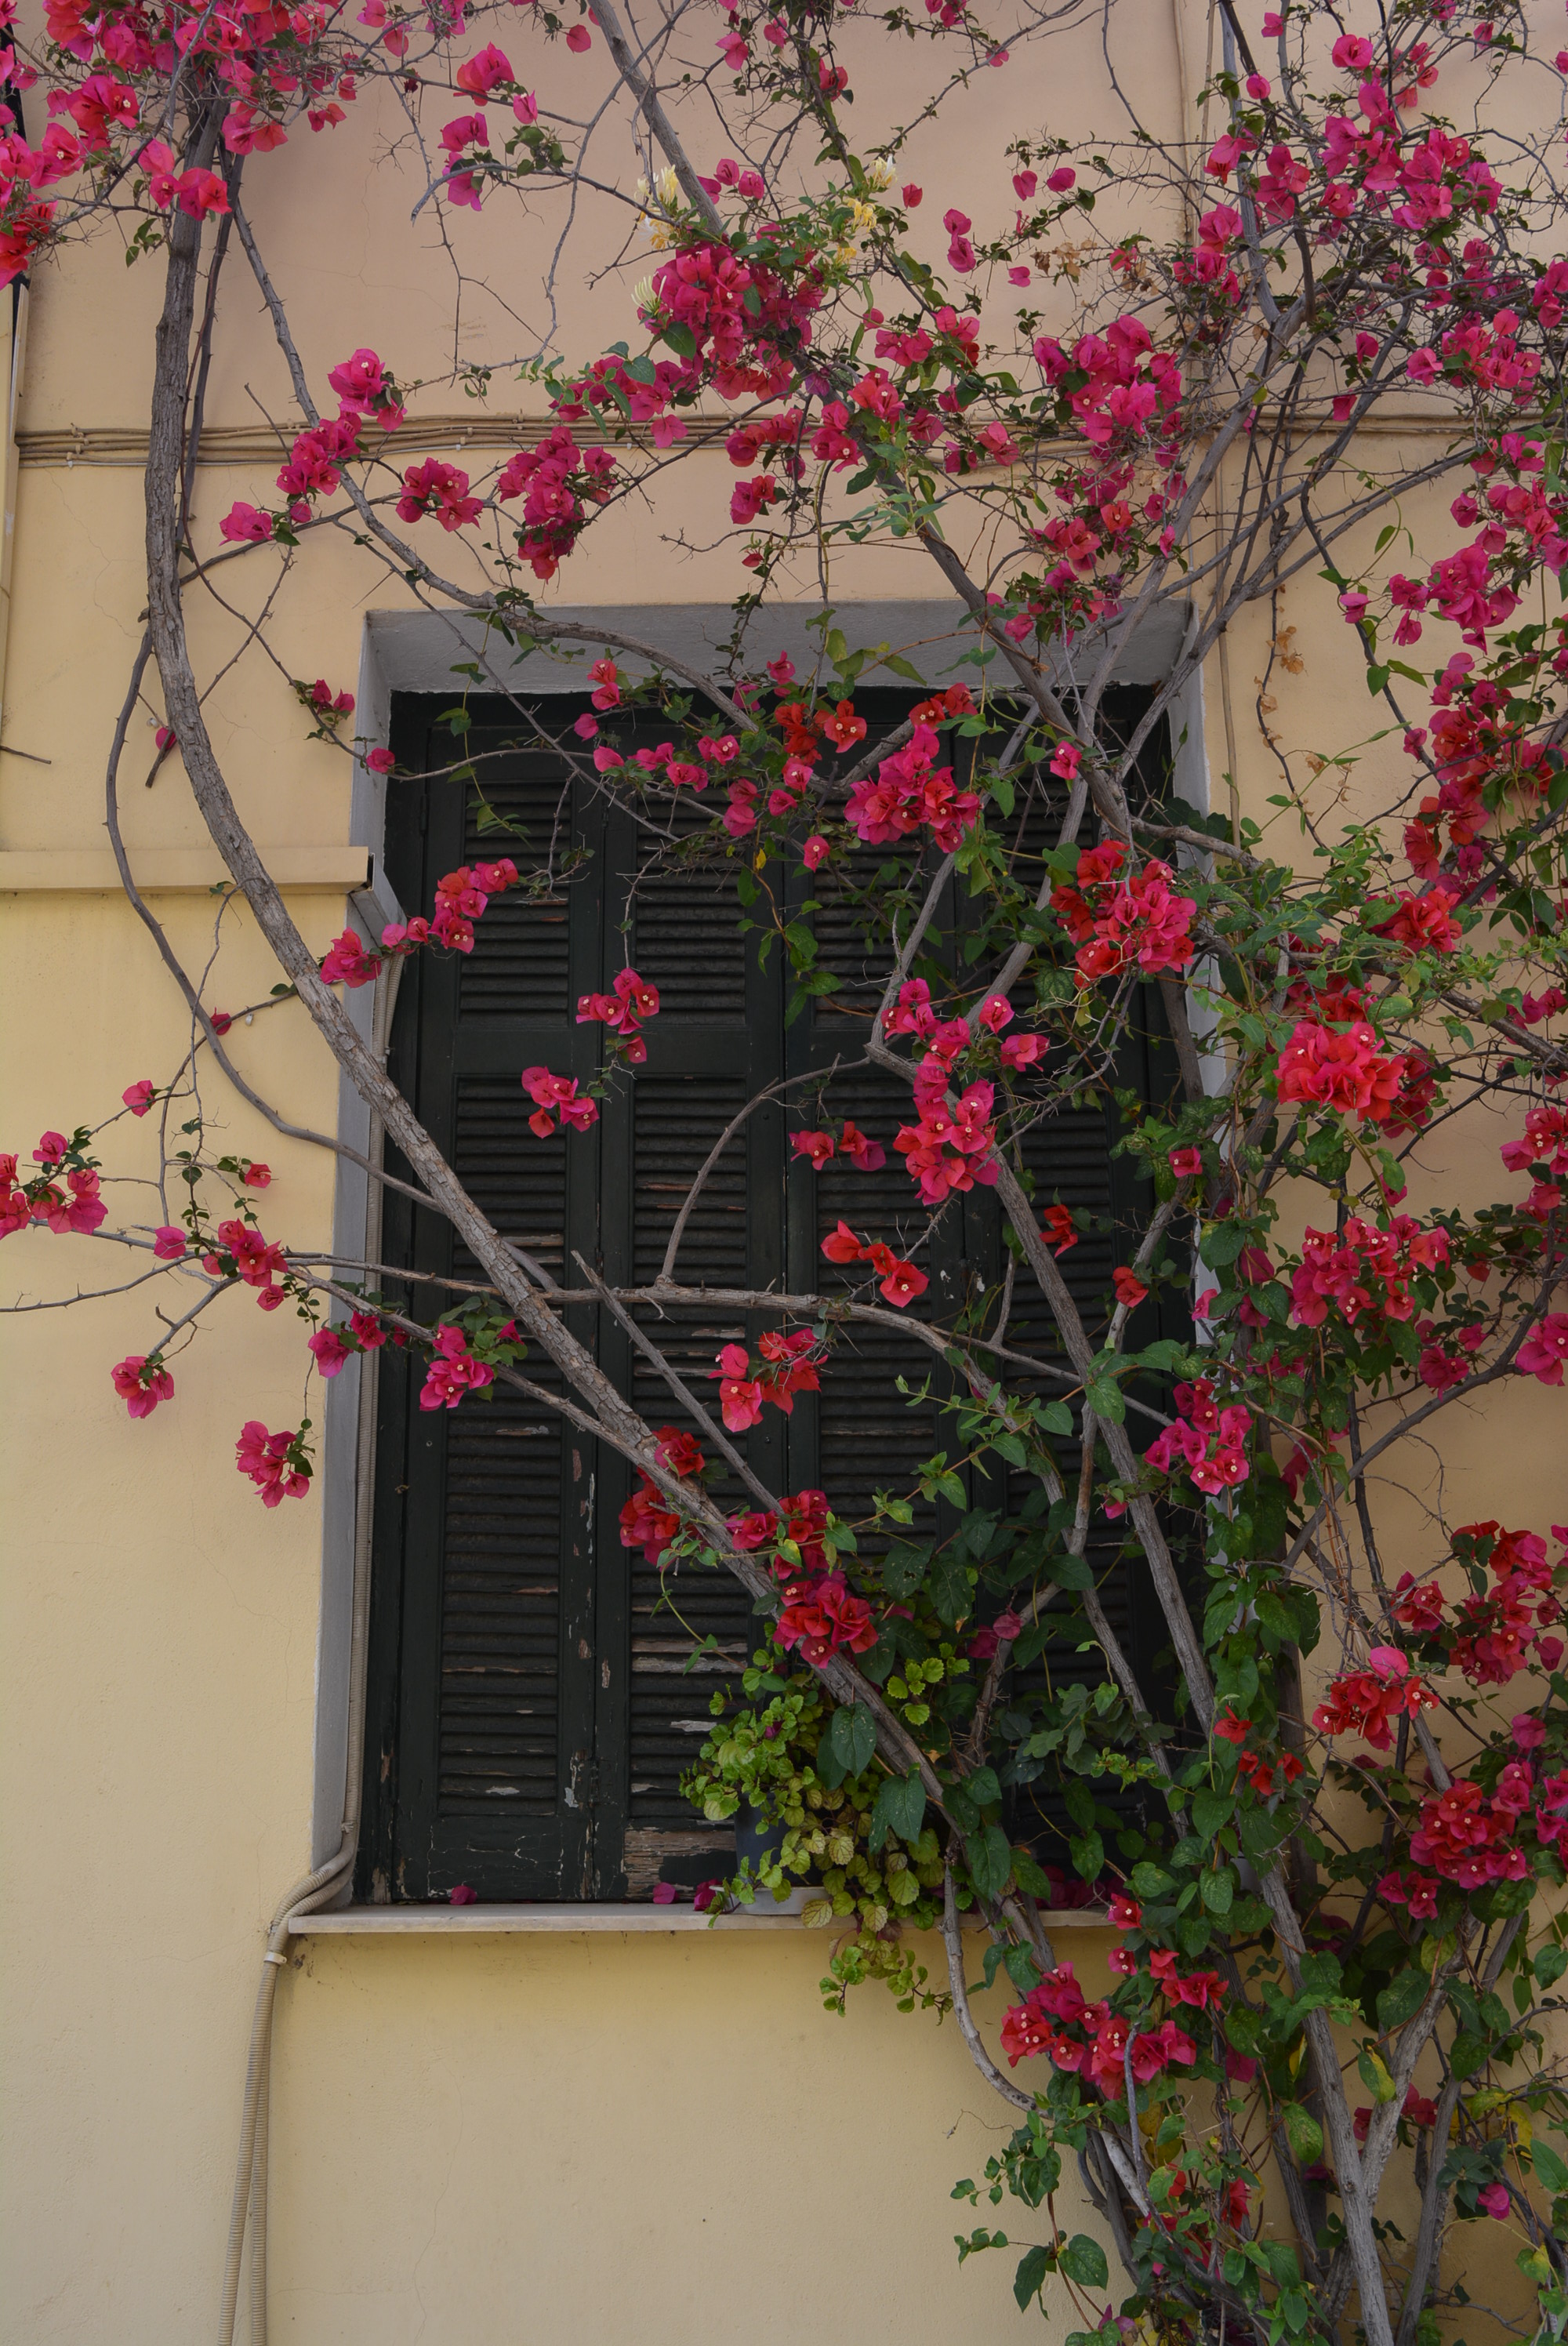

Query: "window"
left=358, top=688, right=1185, bottom=1903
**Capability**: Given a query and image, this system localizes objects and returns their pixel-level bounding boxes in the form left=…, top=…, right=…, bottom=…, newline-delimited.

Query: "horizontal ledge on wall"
left=289, top=1900, right=1112, bottom=1937
left=0, top=848, right=373, bottom=894
left=17, top=405, right=1465, bottom=471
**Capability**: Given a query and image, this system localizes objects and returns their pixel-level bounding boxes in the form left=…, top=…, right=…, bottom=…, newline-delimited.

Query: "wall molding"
left=16, top=402, right=1465, bottom=471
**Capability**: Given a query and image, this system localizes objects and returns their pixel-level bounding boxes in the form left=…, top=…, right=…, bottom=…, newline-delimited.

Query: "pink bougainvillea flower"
left=1518, top=1314, right=1568, bottom=1385
left=839, top=1120, right=884, bottom=1171
left=111, top=1356, right=174, bottom=1418
left=308, top=1327, right=352, bottom=1378
left=448, top=1883, right=478, bottom=1905
left=565, top=22, right=591, bottom=49
left=235, top=1421, right=311, bottom=1506
left=1169, top=1146, right=1202, bottom=1177
left=152, top=1226, right=186, bottom=1260
left=419, top=1324, right=495, bottom=1411
left=122, top=1080, right=156, bottom=1117
left=790, top=1129, right=835, bottom=1170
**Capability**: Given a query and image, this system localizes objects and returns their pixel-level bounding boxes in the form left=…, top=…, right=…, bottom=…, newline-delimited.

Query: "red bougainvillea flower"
left=1040, top=1204, right=1078, bottom=1253
left=419, top=1324, right=495, bottom=1411
left=1313, top=1661, right=1437, bottom=1752
left=839, top=1120, right=885, bottom=1171
left=111, top=1356, right=173, bottom=1418
left=817, top=1222, right=924, bottom=1299
left=1517, top=1313, right=1568, bottom=1384
left=122, top=1080, right=156, bottom=1116
left=235, top=1421, right=311, bottom=1506
left=712, top=1343, right=765, bottom=1431
left=864, top=1244, right=928, bottom=1307
left=521, top=1066, right=598, bottom=1138
left=791, top=1128, right=835, bottom=1169
left=1276, top=1019, right=1408, bottom=1124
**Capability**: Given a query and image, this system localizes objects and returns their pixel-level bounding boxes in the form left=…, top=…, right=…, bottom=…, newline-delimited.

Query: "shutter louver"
left=459, top=768, right=575, bottom=1019
left=437, top=1082, right=572, bottom=1818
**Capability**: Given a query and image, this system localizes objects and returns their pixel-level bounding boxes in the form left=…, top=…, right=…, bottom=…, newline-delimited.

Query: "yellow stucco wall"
left=2, top=5, right=1562, bottom=2338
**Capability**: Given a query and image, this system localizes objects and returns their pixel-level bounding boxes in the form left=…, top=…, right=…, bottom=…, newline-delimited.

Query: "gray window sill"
left=288, top=1896, right=1110, bottom=1937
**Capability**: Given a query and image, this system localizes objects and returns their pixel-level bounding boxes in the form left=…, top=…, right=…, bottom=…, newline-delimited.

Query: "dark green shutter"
left=360, top=689, right=1180, bottom=1903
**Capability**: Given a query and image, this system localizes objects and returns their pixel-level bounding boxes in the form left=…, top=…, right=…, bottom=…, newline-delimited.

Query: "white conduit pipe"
left=216, top=1840, right=356, bottom=2346
left=217, top=956, right=397, bottom=2346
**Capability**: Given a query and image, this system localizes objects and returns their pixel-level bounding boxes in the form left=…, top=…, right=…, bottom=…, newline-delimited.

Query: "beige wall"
left=1, top=5, right=1559, bottom=2338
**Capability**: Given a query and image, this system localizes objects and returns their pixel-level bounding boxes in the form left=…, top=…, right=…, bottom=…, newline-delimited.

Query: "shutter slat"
left=435, top=1078, right=571, bottom=1815
left=458, top=766, right=577, bottom=1019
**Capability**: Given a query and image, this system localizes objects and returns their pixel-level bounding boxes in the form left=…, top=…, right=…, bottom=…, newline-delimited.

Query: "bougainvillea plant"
left=5, top=0, right=1568, bottom=2341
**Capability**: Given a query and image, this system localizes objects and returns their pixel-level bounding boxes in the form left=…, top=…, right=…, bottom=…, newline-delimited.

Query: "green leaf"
left=1013, top=2246, right=1051, bottom=2308
left=829, top=1703, right=877, bottom=1778
left=966, top=1824, right=1013, bottom=1901
left=660, top=320, right=698, bottom=359
left=1298, top=1951, right=1342, bottom=2000
left=1011, top=1850, right=1054, bottom=1900
left=880, top=652, right=928, bottom=685
left=1281, top=2103, right=1323, bottom=2164
left=1004, top=1943, right=1044, bottom=1995
left=1040, top=1400, right=1075, bottom=1437
left=1358, top=2045, right=1397, bottom=2104
left=929, top=1549, right=974, bottom=1626
left=1449, top=2030, right=1490, bottom=2081
left=967, top=1765, right=1003, bottom=1810
left=881, top=1539, right=931, bottom=1600
left=1377, top=1969, right=1430, bottom=2032
left=1058, top=2235, right=1109, bottom=2290
left=1200, top=1222, right=1246, bottom=1267
left=1534, top=1945, right=1567, bottom=1988
left=1200, top=1868, right=1234, bottom=1916
left=1085, top=1378, right=1125, bottom=1424
left=1131, top=1861, right=1176, bottom=1898
left=869, top=1768, right=927, bottom=1850
left=1051, top=1552, right=1094, bottom=1590
left=1192, top=1789, right=1233, bottom=1839
left=1225, top=2003, right=1261, bottom=2054
left=1070, top=1830, right=1105, bottom=1883
left=1532, top=2141, right=1568, bottom=2192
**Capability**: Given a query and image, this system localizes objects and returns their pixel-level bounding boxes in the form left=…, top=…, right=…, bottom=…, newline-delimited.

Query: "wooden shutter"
left=361, top=703, right=787, bottom=1901
left=359, top=688, right=1181, bottom=1904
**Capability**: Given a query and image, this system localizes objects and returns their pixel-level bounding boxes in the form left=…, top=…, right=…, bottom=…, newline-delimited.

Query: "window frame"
left=343, top=661, right=1201, bottom=1905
